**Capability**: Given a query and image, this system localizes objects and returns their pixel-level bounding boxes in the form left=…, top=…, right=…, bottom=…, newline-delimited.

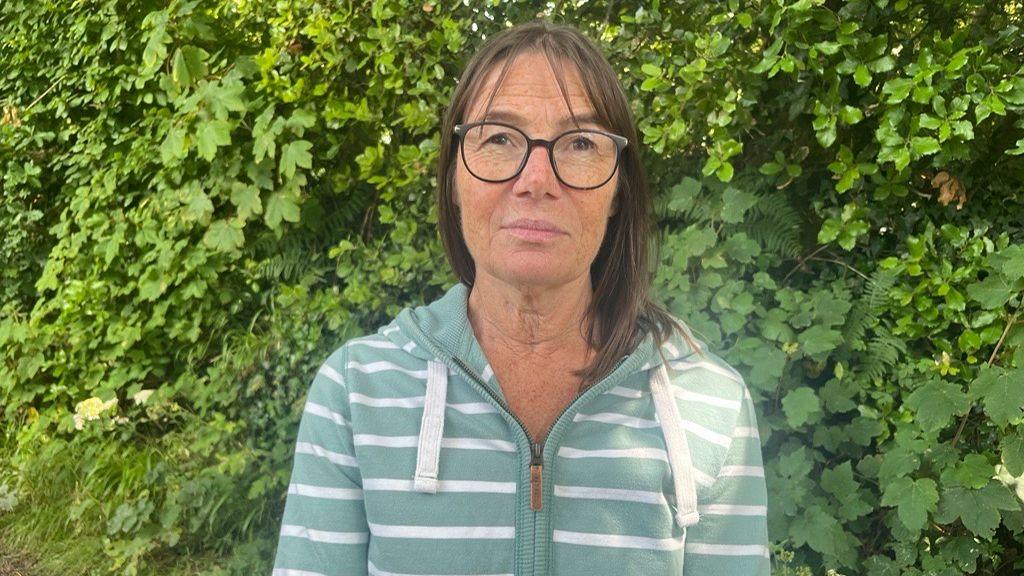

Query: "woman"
left=272, top=20, right=770, bottom=576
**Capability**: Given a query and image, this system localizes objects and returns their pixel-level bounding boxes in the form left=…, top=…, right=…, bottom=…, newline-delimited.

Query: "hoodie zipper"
left=450, top=357, right=545, bottom=498
left=451, top=355, right=628, bottom=512
left=441, top=343, right=633, bottom=576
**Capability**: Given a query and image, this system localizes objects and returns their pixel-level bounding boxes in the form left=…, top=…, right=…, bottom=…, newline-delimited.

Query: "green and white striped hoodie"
left=272, top=282, right=770, bottom=575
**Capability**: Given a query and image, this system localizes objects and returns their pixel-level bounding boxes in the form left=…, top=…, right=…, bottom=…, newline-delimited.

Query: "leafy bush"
left=2, top=0, right=1022, bottom=574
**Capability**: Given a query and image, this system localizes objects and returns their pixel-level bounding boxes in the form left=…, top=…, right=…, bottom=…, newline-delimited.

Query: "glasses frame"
left=453, top=121, right=629, bottom=190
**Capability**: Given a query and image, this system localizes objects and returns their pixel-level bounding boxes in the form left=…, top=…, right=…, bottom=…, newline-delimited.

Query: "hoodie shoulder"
left=658, top=318, right=748, bottom=408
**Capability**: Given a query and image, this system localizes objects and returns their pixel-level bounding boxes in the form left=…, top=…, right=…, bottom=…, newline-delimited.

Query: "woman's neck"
left=466, top=272, right=595, bottom=363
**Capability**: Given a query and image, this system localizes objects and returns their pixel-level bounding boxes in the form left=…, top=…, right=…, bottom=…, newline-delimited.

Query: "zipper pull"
left=530, top=441, right=543, bottom=511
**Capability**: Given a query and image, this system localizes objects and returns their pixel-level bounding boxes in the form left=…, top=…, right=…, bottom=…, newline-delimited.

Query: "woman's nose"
left=514, top=143, right=560, bottom=193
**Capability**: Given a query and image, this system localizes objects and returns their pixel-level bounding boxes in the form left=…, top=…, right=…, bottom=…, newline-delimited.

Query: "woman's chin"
left=489, top=261, right=579, bottom=288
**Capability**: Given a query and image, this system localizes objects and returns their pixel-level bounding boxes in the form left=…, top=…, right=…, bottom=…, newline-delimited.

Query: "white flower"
left=73, top=396, right=118, bottom=430
left=132, top=389, right=155, bottom=405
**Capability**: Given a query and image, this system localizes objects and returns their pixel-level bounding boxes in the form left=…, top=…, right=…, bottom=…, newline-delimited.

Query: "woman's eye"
left=486, top=134, right=510, bottom=145
left=571, top=136, right=595, bottom=151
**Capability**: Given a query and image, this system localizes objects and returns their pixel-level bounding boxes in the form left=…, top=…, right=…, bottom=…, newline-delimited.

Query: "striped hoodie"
left=272, top=282, right=770, bottom=575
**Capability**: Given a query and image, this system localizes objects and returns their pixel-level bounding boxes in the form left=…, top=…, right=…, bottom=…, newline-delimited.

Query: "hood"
left=375, top=282, right=707, bottom=528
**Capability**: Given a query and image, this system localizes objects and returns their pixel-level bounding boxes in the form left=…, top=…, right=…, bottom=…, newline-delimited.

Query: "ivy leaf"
left=196, top=119, right=232, bottom=161
left=202, top=219, right=244, bottom=254
left=970, top=365, right=1024, bottom=426
left=935, top=482, right=1021, bottom=539
left=280, top=139, right=313, bottom=179
left=264, top=191, right=301, bottom=231
left=782, top=387, right=822, bottom=427
left=905, top=379, right=970, bottom=431
left=880, top=476, right=938, bottom=532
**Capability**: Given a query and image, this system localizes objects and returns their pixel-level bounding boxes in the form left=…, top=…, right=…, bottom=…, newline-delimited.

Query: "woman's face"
left=454, top=51, right=620, bottom=291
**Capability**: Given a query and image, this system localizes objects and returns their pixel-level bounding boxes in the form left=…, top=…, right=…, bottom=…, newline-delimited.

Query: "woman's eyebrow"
left=480, top=109, right=604, bottom=130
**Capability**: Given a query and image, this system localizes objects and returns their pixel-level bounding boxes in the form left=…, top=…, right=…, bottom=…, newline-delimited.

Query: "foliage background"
left=2, top=0, right=1024, bottom=574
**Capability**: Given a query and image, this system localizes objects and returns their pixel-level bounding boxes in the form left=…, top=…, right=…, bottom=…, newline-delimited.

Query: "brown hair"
left=436, top=19, right=705, bottom=392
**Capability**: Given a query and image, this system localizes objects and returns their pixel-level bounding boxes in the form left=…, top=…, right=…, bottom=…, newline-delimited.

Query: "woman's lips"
left=502, top=218, right=566, bottom=242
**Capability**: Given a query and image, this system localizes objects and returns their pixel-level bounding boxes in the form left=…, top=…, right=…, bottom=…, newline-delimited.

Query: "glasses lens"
left=552, top=131, right=618, bottom=188
left=461, top=124, right=528, bottom=181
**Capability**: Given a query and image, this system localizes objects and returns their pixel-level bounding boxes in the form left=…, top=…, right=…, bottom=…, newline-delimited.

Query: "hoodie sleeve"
left=683, top=386, right=771, bottom=576
left=272, top=346, right=370, bottom=576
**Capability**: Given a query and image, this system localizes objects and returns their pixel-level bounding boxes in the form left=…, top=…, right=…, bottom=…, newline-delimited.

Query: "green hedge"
left=2, top=0, right=1023, bottom=574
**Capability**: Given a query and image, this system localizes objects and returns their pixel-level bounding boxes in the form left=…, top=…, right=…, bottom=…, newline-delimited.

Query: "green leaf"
left=265, top=191, right=301, bottom=231
left=668, top=177, right=701, bottom=213
left=879, top=447, right=920, bottom=483
left=720, top=187, right=758, bottom=223
left=138, top=267, right=166, bottom=301
left=789, top=507, right=846, bottom=558
left=821, top=461, right=872, bottom=520
left=202, top=220, right=244, bottom=253
left=798, top=325, right=843, bottom=357
left=197, top=120, right=232, bottom=161
left=905, top=379, right=970, bottom=431
left=935, top=482, right=1021, bottom=539
left=783, top=387, right=822, bottom=427
left=230, top=183, right=262, bottom=221
left=970, top=365, right=1024, bottom=426
left=967, top=273, right=1017, bottom=309
left=880, top=476, right=938, bottom=532
left=853, top=64, right=872, bottom=87
left=911, top=136, right=941, bottom=157
left=882, top=78, right=914, bottom=103
left=1001, top=431, right=1024, bottom=476
left=280, top=140, right=313, bottom=179
left=715, top=161, right=734, bottom=183
left=839, top=105, right=864, bottom=125
left=953, top=453, right=994, bottom=489
left=989, top=245, right=1024, bottom=281
left=183, top=187, right=214, bottom=224
left=641, top=63, right=662, bottom=77
left=172, top=47, right=192, bottom=88
left=206, top=81, right=247, bottom=120
left=160, top=126, right=187, bottom=164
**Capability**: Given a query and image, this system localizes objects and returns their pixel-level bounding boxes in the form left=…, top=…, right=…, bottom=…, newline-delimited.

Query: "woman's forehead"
left=464, top=52, right=597, bottom=125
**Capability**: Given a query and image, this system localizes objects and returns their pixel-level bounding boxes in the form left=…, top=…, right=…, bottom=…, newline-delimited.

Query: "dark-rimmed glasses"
left=453, top=121, right=628, bottom=190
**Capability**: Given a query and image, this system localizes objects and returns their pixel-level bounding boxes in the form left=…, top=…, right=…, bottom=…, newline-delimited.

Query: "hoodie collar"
left=391, top=282, right=505, bottom=401
left=386, top=281, right=704, bottom=381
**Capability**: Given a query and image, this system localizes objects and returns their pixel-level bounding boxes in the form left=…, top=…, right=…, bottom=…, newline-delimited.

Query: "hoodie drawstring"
left=413, top=357, right=700, bottom=531
left=650, top=362, right=701, bottom=528
left=413, top=359, right=448, bottom=493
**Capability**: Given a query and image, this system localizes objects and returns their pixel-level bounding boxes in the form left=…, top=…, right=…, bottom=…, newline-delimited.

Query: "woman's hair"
left=436, top=19, right=705, bottom=391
